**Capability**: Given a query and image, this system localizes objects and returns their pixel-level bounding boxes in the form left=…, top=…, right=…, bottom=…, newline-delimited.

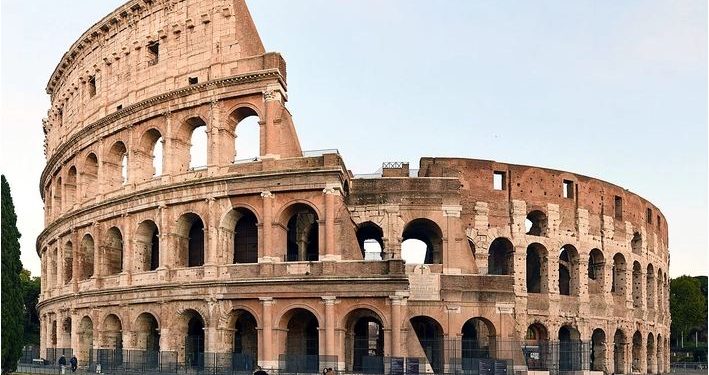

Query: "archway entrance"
left=231, top=310, right=258, bottom=371
left=590, top=329, right=606, bottom=372
left=184, top=311, right=205, bottom=368
left=78, top=316, right=94, bottom=366
left=283, top=309, right=320, bottom=372
left=410, top=316, right=443, bottom=374
left=614, top=329, right=627, bottom=374
left=558, top=326, right=581, bottom=371
left=345, top=309, right=384, bottom=373
left=524, top=323, right=549, bottom=371
left=462, top=318, right=496, bottom=371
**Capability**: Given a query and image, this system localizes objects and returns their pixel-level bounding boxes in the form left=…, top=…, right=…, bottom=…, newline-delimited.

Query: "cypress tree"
left=2, top=175, right=24, bottom=373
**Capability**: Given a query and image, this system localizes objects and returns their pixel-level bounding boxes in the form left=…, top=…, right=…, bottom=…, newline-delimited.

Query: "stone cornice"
left=40, top=69, right=284, bottom=196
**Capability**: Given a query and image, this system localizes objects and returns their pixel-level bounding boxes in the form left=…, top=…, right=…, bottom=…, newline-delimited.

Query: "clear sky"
left=1, top=1, right=706, bottom=278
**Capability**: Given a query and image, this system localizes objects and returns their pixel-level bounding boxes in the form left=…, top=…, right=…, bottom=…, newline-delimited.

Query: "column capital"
left=260, top=191, right=274, bottom=198
left=323, top=187, right=340, bottom=196
left=259, top=297, right=274, bottom=304
left=321, top=296, right=336, bottom=304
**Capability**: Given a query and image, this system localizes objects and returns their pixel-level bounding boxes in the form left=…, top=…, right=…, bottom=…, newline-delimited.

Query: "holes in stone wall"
left=525, top=210, right=548, bottom=236
left=401, top=219, right=443, bottom=264
left=356, top=221, right=384, bottom=261
left=488, top=238, right=514, bottom=275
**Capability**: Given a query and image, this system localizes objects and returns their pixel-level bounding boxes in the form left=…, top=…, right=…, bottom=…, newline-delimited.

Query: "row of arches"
left=43, top=203, right=321, bottom=289
left=487, top=237, right=668, bottom=309
left=44, top=108, right=261, bottom=219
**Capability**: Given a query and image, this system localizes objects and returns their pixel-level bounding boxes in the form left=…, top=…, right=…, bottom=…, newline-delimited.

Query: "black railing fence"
left=19, top=340, right=600, bottom=374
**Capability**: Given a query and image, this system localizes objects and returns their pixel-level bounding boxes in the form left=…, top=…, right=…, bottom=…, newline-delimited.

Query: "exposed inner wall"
left=43, top=0, right=271, bottom=159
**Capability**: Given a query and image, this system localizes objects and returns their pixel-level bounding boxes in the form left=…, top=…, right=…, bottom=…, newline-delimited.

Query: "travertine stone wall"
left=38, top=1, right=669, bottom=374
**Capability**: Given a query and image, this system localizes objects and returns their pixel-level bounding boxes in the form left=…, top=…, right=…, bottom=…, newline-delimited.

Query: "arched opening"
left=283, top=309, right=320, bottom=372
left=646, top=264, right=656, bottom=310
left=49, top=248, right=57, bottom=289
left=614, top=329, right=627, bottom=374
left=611, top=253, right=626, bottom=296
left=632, top=331, right=642, bottom=373
left=136, top=129, right=164, bottom=181
left=66, top=167, right=77, bottom=208
left=526, top=243, right=547, bottom=293
left=230, top=107, right=261, bottom=162
left=184, top=310, right=205, bottom=368
left=45, top=183, right=53, bottom=217
left=176, top=213, right=205, bottom=267
left=98, top=314, right=123, bottom=368
left=78, top=316, right=94, bottom=365
left=588, top=249, right=605, bottom=294
left=54, top=177, right=63, bottom=213
left=134, top=313, right=160, bottom=367
left=401, top=219, right=443, bottom=265
left=135, top=220, right=160, bottom=272
left=657, top=270, right=664, bottom=315
left=462, top=317, right=496, bottom=368
left=410, top=316, right=444, bottom=374
left=524, top=323, right=549, bottom=371
left=656, top=334, right=663, bottom=374
left=591, top=329, right=606, bottom=372
left=558, top=326, right=582, bottom=371
left=83, top=153, right=99, bottom=200
left=631, top=232, right=642, bottom=255
left=647, top=332, right=655, bottom=374
left=345, top=309, right=384, bottom=373
left=525, top=210, right=547, bottom=236
left=632, top=261, right=642, bottom=308
left=80, top=234, right=95, bottom=280
left=63, top=241, right=73, bottom=284
left=232, top=209, right=259, bottom=264
left=230, top=310, right=258, bottom=371
left=51, top=320, right=58, bottom=347
left=285, top=204, right=319, bottom=261
left=187, top=118, right=208, bottom=169
left=356, top=222, right=384, bottom=261
left=105, top=141, right=128, bottom=190
left=488, top=238, right=514, bottom=275
left=559, top=245, right=579, bottom=296
left=103, top=227, right=123, bottom=276
left=62, top=318, right=72, bottom=351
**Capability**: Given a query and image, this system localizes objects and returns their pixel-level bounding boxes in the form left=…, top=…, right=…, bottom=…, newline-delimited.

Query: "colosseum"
left=36, top=1, right=670, bottom=374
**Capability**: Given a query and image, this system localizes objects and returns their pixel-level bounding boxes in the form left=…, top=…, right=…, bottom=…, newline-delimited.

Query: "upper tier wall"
left=418, top=157, right=668, bottom=246
left=43, top=0, right=277, bottom=160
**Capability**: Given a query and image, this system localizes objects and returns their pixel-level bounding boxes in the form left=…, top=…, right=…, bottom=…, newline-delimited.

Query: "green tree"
left=2, top=175, right=24, bottom=373
left=20, top=269, right=41, bottom=345
left=670, top=275, right=707, bottom=347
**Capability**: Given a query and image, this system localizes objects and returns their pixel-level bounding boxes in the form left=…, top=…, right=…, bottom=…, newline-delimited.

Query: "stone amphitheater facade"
left=37, top=1, right=670, bottom=374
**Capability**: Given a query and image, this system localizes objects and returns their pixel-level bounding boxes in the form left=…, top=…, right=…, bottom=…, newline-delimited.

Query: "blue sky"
left=1, top=1, right=706, bottom=277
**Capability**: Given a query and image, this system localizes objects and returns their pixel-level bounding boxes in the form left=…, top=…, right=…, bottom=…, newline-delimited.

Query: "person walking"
left=58, top=355, right=67, bottom=374
left=69, top=355, right=78, bottom=373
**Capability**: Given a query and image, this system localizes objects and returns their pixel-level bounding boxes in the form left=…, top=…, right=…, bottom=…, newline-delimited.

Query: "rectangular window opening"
left=493, top=171, right=506, bottom=191
left=656, top=215, right=660, bottom=229
left=646, top=208, right=652, bottom=224
left=147, top=41, right=159, bottom=66
left=88, top=75, right=96, bottom=97
left=188, top=76, right=198, bottom=85
left=614, top=196, right=623, bottom=220
left=116, top=104, right=123, bottom=111
left=563, top=180, right=574, bottom=199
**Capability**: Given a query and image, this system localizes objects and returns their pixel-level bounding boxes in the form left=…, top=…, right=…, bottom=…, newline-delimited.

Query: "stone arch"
left=525, top=322, right=550, bottom=371
left=401, top=218, right=443, bottom=264
left=462, top=317, right=496, bottom=364
left=587, top=248, right=605, bottom=294
left=409, top=315, right=444, bottom=374
left=356, top=221, right=384, bottom=260
left=343, top=308, right=385, bottom=372
left=632, top=261, right=642, bottom=308
left=279, top=307, right=321, bottom=372
left=220, top=207, right=259, bottom=264
left=176, top=308, right=207, bottom=367
left=82, top=153, right=99, bottom=200
left=647, top=332, right=656, bottom=374
left=63, top=240, right=73, bottom=283
left=177, top=116, right=208, bottom=170
left=614, top=329, right=628, bottom=374
left=65, top=166, right=77, bottom=208
left=526, top=242, right=548, bottom=293
left=175, top=212, right=205, bottom=267
left=102, top=226, right=123, bottom=276
left=656, top=333, right=663, bottom=374
left=133, top=311, right=160, bottom=365
left=559, top=244, right=579, bottom=296
left=631, top=232, right=642, bottom=255
left=136, top=128, right=164, bottom=180
left=79, top=234, right=95, bottom=280
left=279, top=202, right=320, bottom=262
left=78, top=316, right=94, bottom=364
left=611, top=253, right=627, bottom=296
left=225, top=309, right=259, bottom=371
left=104, top=141, right=128, bottom=190
left=558, top=325, right=582, bottom=371
left=632, top=330, right=642, bottom=373
left=54, top=176, right=63, bottom=213
left=229, top=106, right=261, bottom=162
left=135, top=220, right=160, bottom=272
left=101, top=314, right=123, bottom=350
left=591, top=328, right=606, bottom=372
left=49, top=247, right=58, bottom=289
left=526, top=210, right=548, bottom=236
left=488, top=237, right=514, bottom=275
left=646, top=263, right=656, bottom=310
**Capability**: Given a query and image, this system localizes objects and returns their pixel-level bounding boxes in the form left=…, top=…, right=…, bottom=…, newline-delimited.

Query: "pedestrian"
left=69, top=355, right=78, bottom=373
left=59, top=355, right=67, bottom=374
